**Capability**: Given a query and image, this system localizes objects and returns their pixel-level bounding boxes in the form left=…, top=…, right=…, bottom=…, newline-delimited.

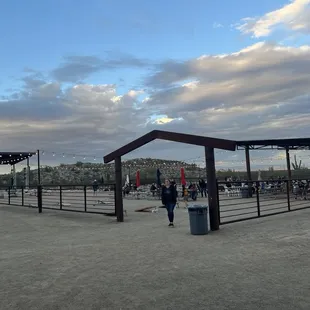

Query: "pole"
left=285, top=147, right=292, bottom=183
left=115, top=157, right=124, bottom=222
left=245, top=145, right=252, bottom=181
left=37, top=185, right=42, bottom=213
left=286, top=147, right=292, bottom=205
left=37, top=150, right=41, bottom=185
left=26, top=158, right=30, bottom=188
left=12, top=164, right=17, bottom=188
left=36, top=150, right=42, bottom=213
left=245, top=145, right=253, bottom=197
left=205, top=147, right=220, bottom=231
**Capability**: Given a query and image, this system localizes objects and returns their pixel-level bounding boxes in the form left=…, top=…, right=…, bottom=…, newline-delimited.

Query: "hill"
left=1, top=158, right=309, bottom=187
left=0, top=158, right=204, bottom=186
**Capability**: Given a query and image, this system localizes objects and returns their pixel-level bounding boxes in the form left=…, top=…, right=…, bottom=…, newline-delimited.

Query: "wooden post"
left=286, top=147, right=292, bottom=194
left=285, top=147, right=292, bottom=181
left=36, top=150, right=42, bottom=213
left=205, top=147, right=220, bottom=231
left=245, top=145, right=253, bottom=197
left=114, top=156, right=124, bottom=222
left=245, top=145, right=252, bottom=181
left=26, top=157, right=30, bottom=188
left=37, top=150, right=41, bottom=185
left=12, top=164, right=17, bottom=188
left=37, top=185, right=42, bottom=213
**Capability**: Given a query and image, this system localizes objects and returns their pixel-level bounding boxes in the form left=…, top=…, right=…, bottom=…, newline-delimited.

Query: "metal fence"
left=2, top=179, right=310, bottom=223
left=217, top=179, right=310, bottom=224
left=0, top=184, right=116, bottom=215
left=0, top=186, right=39, bottom=208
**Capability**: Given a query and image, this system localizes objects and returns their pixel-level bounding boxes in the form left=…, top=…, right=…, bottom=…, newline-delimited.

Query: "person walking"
left=199, top=179, right=207, bottom=197
left=161, top=179, right=177, bottom=227
left=92, top=179, right=99, bottom=196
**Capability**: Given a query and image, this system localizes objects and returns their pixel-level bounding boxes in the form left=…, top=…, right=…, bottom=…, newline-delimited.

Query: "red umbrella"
left=136, top=170, right=141, bottom=188
left=180, top=167, right=186, bottom=186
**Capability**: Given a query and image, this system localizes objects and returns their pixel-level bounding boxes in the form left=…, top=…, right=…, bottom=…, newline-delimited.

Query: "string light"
left=40, top=150, right=98, bottom=160
left=26, top=149, right=310, bottom=165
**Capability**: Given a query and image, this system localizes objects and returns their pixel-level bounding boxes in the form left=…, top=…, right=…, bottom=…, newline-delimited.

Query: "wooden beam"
left=245, top=146, right=252, bottom=181
left=156, top=131, right=236, bottom=151
left=104, top=131, right=158, bottom=163
left=237, top=137, right=310, bottom=148
left=205, top=147, right=220, bottom=231
left=104, top=130, right=236, bottom=163
left=114, top=156, right=124, bottom=222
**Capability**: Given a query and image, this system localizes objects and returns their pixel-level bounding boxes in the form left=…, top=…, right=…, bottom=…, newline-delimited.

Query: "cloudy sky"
left=1, top=0, right=310, bottom=173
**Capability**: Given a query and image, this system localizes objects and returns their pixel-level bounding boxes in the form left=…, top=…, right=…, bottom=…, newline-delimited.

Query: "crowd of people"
left=97, top=174, right=310, bottom=227
left=149, top=179, right=208, bottom=201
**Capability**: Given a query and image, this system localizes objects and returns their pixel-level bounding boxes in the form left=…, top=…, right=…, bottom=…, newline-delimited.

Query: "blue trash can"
left=188, top=205, right=209, bottom=235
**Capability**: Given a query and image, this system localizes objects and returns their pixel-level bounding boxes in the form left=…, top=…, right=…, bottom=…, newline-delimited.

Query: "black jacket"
left=161, top=185, right=177, bottom=205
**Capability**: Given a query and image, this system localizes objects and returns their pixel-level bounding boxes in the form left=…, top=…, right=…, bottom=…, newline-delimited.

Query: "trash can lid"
left=188, top=205, right=208, bottom=211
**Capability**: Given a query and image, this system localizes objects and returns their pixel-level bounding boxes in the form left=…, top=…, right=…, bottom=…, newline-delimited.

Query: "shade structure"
left=0, top=152, right=36, bottom=165
left=180, top=167, right=186, bottom=185
left=136, top=170, right=141, bottom=187
left=156, top=168, right=161, bottom=186
left=103, top=130, right=236, bottom=164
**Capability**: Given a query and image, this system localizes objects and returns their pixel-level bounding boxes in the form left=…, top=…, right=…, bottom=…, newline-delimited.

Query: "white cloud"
left=127, top=89, right=144, bottom=97
left=212, top=22, right=223, bottom=29
left=145, top=42, right=310, bottom=144
left=0, top=81, right=148, bottom=157
left=150, top=115, right=184, bottom=125
left=236, top=0, right=310, bottom=38
left=2, top=41, right=310, bottom=170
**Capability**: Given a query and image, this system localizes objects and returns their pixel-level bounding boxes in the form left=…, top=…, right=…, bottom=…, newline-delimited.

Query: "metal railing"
left=0, top=186, right=39, bottom=208
left=217, top=179, right=310, bottom=224
left=0, top=184, right=116, bottom=215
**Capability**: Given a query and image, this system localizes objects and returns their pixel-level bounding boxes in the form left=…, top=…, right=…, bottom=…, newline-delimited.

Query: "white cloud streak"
left=236, top=0, right=310, bottom=38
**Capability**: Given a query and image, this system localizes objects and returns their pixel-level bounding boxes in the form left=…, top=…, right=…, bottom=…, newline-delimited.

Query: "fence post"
left=59, top=186, right=63, bottom=210
left=256, top=181, right=261, bottom=217
left=216, top=182, right=220, bottom=224
left=84, top=186, right=87, bottom=212
left=37, top=185, right=42, bottom=213
left=8, top=187, right=11, bottom=205
left=114, top=184, right=117, bottom=214
left=286, top=180, right=291, bottom=211
left=22, top=186, right=24, bottom=206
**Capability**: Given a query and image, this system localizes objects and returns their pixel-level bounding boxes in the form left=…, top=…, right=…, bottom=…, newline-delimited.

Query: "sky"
left=1, top=0, right=310, bottom=174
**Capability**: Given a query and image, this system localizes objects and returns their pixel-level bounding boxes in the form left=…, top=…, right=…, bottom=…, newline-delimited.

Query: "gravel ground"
left=0, top=202, right=310, bottom=310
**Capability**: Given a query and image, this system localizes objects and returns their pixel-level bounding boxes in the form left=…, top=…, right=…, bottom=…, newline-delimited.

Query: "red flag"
left=180, top=167, right=186, bottom=186
left=136, top=170, right=141, bottom=188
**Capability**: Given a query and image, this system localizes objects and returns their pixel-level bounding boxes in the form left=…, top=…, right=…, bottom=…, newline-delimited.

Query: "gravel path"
left=0, top=203, right=310, bottom=310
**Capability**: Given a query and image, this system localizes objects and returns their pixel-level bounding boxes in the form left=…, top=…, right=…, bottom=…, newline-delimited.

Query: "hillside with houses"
left=0, top=158, right=206, bottom=187
left=0, top=157, right=309, bottom=187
